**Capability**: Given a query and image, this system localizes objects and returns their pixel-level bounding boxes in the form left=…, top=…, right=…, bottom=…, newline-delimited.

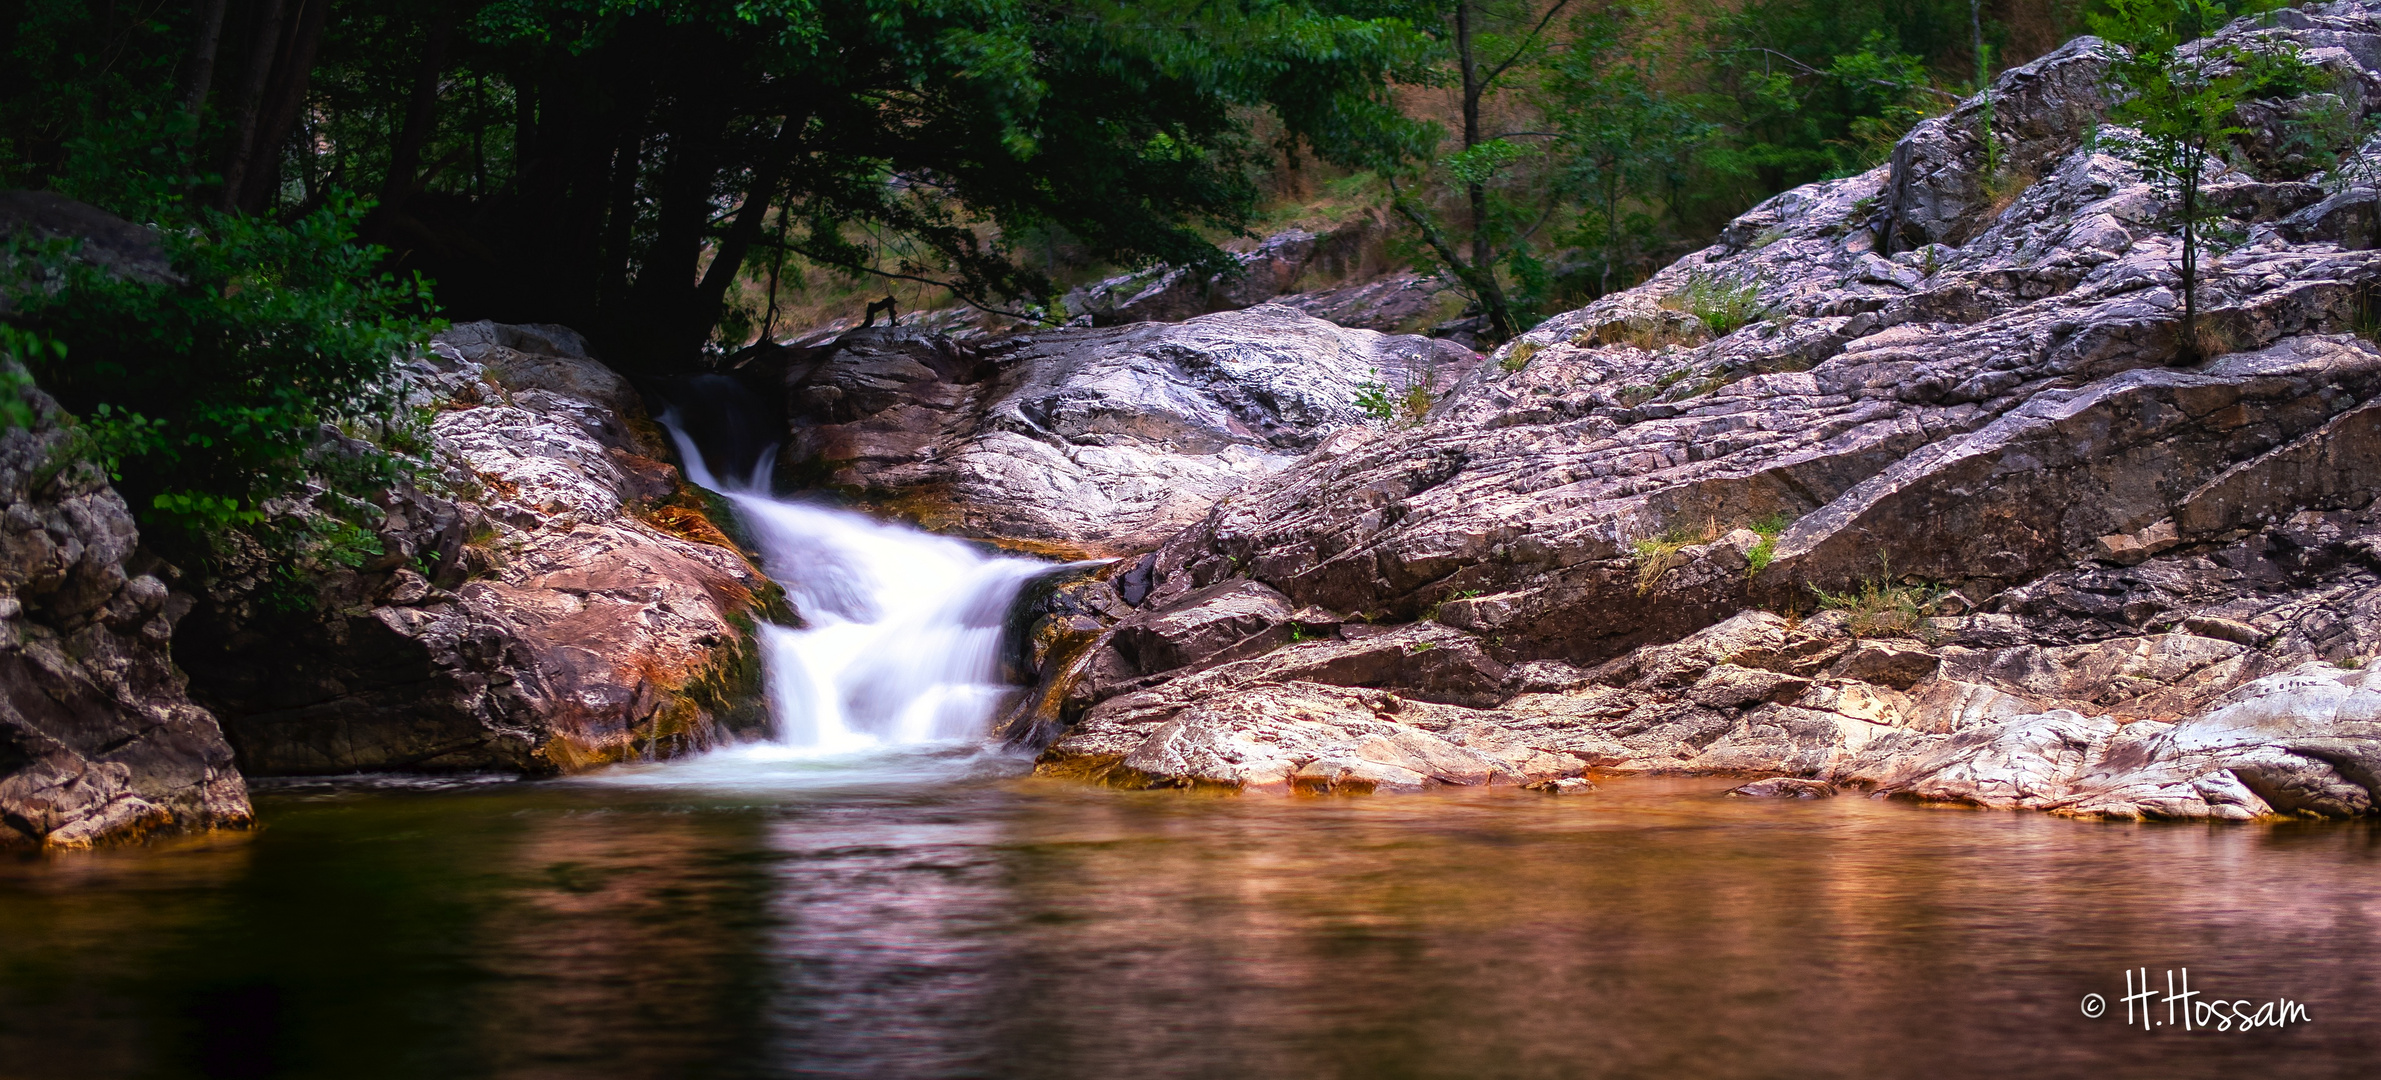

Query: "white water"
left=654, top=416, right=1053, bottom=769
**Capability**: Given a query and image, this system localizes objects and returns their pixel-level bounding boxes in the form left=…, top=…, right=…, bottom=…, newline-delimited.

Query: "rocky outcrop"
left=1027, top=3, right=2381, bottom=819
left=1, top=360, right=250, bottom=848
left=1060, top=218, right=1458, bottom=333
left=178, top=322, right=781, bottom=775
left=753, top=304, right=1479, bottom=556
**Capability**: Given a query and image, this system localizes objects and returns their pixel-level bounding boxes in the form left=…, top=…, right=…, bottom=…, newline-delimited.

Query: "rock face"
left=1061, top=218, right=1461, bottom=334
left=1028, top=3, right=2381, bottom=819
left=755, top=304, right=1479, bottom=556
left=178, top=322, right=781, bottom=775
left=1, top=361, right=250, bottom=848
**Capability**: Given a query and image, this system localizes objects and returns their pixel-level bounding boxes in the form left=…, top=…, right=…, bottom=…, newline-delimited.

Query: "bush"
left=1809, top=571, right=1943, bottom=639
left=1662, top=272, right=1768, bottom=336
left=3, top=194, right=440, bottom=549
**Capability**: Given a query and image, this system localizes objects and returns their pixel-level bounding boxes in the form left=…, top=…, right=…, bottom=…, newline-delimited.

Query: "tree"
left=5, top=0, right=1438, bottom=367
left=1543, top=4, right=1705, bottom=297
left=363, top=0, right=1438, bottom=365
left=1387, top=0, right=1572, bottom=343
left=2090, top=0, right=2291, bottom=362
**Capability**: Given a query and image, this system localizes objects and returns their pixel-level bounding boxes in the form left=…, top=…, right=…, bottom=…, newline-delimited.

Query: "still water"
left=1, top=749, right=2375, bottom=1079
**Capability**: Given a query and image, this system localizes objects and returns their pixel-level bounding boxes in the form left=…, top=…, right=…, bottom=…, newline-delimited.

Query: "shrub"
left=1354, top=367, right=1436, bottom=424
left=3, top=194, right=441, bottom=549
left=1809, top=571, right=1943, bottom=639
left=1662, top=272, right=1768, bottom=336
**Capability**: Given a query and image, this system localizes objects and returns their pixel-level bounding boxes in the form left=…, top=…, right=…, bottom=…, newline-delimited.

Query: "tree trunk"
left=2179, top=145, right=2201, bottom=363
left=1453, top=1, right=1514, bottom=342
left=378, top=10, right=459, bottom=217
left=216, top=0, right=290, bottom=211
left=689, top=120, right=803, bottom=355
left=233, top=0, right=330, bottom=213
left=181, top=0, right=230, bottom=116
left=597, top=127, right=648, bottom=309
left=621, top=89, right=730, bottom=361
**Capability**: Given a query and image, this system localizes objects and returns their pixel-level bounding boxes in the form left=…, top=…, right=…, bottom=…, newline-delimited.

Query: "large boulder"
left=1, top=360, right=250, bottom=848
left=755, top=304, right=1480, bottom=556
left=177, top=322, right=781, bottom=775
left=1029, top=2, right=2381, bottom=816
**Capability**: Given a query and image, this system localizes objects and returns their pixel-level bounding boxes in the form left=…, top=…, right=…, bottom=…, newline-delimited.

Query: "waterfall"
left=657, top=380, right=1051, bottom=753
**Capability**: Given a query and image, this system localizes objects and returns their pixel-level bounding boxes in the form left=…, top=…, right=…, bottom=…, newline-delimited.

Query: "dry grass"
left=1980, top=167, right=2037, bottom=220
left=1630, top=519, right=1723, bottom=593
left=1809, top=574, right=1944, bottom=640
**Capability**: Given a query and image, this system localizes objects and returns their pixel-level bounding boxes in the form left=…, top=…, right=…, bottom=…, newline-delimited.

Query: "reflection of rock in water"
left=467, top=810, right=781, bottom=1077
left=758, top=813, right=1015, bottom=1076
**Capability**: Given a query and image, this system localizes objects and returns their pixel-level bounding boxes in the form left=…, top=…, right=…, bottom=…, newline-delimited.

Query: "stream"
left=0, top=774, right=2374, bottom=1078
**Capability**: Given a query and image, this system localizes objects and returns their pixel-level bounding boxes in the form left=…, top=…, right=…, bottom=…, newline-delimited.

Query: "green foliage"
left=1355, top=370, right=1401, bottom=421
left=1746, top=512, right=1794, bottom=574
left=0, top=326, right=65, bottom=431
left=1809, top=571, right=1943, bottom=639
left=4, top=194, right=441, bottom=545
left=1443, top=139, right=1535, bottom=186
left=1663, top=272, right=1768, bottom=337
left=1546, top=4, right=1712, bottom=298
left=2090, top=0, right=2299, bottom=359
left=1354, top=366, right=1436, bottom=423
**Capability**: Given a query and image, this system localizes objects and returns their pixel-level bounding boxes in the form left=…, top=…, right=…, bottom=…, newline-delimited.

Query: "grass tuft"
left=1808, top=569, right=1943, bottom=640
left=1662, top=272, right=1768, bottom=337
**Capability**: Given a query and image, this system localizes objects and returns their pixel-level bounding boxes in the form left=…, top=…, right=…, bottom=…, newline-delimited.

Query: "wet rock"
left=1040, top=681, right=1582, bottom=793
left=179, top=324, right=779, bottom=775
left=0, top=360, right=249, bottom=848
left=1727, top=777, right=1839, bottom=798
left=1525, top=777, right=1597, bottom=795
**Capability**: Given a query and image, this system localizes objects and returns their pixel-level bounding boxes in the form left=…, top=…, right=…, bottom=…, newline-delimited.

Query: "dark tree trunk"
left=689, top=119, right=803, bottom=353
left=181, top=0, right=230, bottom=116
left=216, top=0, right=290, bottom=211
left=234, top=0, right=330, bottom=213
left=617, top=85, right=731, bottom=364
left=598, top=127, right=648, bottom=309
left=378, top=10, right=459, bottom=217
left=1453, top=1, right=1515, bottom=342
left=2175, top=139, right=2206, bottom=365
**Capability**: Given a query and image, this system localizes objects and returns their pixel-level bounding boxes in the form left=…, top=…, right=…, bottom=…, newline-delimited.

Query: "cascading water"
left=653, top=377, right=1053, bottom=761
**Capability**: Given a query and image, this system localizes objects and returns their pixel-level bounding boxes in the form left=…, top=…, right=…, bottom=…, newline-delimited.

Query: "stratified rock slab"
left=758, top=304, right=1479, bottom=555
left=1032, top=4, right=2381, bottom=816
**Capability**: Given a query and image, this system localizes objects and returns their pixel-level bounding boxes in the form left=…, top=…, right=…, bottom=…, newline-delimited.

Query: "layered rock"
left=1029, top=3, right=2381, bottom=818
left=178, top=322, right=781, bottom=775
left=753, top=304, right=1479, bottom=556
left=1, top=361, right=250, bottom=848
left=1059, top=217, right=1462, bottom=334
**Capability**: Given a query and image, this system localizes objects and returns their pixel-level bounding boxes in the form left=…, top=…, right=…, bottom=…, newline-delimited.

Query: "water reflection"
left=1, top=767, right=2375, bottom=1078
